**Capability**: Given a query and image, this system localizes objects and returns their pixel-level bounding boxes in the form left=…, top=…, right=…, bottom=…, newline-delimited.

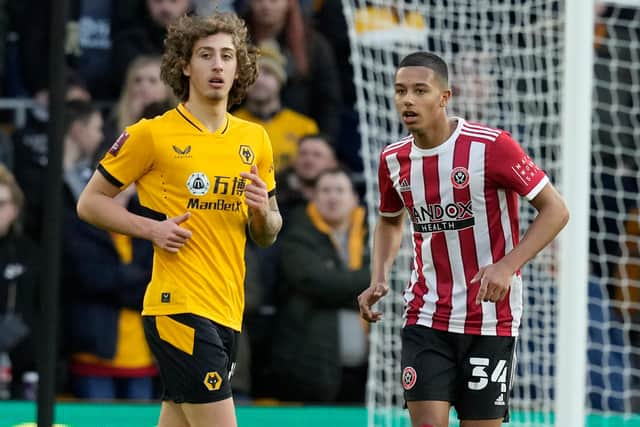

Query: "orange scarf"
left=306, top=202, right=366, bottom=270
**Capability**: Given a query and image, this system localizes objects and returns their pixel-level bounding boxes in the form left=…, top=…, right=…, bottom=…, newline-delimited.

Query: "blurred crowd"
left=0, top=0, right=637, bottom=411
left=0, top=0, right=370, bottom=404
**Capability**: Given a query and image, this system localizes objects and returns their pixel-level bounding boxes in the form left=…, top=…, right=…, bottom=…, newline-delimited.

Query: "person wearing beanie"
left=234, top=40, right=319, bottom=172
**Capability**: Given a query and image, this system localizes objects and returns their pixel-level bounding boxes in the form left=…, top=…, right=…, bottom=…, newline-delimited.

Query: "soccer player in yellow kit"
left=77, top=13, right=282, bottom=427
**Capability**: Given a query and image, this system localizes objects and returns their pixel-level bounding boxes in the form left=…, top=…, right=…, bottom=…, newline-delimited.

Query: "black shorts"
left=401, top=325, right=516, bottom=421
left=143, top=314, right=239, bottom=404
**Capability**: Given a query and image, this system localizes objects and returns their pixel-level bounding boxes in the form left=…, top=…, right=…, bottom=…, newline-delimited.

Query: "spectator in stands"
left=276, top=133, right=337, bottom=218
left=62, top=100, right=104, bottom=206
left=63, top=183, right=156, bottom=400
left=70, top=0, right=117, bottom=99
left=313, top=0, right=362, bottom=171
left=244, top=135, right=336, bottom=398
left=234, top=40, right=318, bottom=172
left=450, top=50, right=495, bottom=123
left=244, top=0, right=342, bottom=140
left=12, top=73, right=91, bottom=242
left=312, top=0, right=354, bottom=109
left=112, top=0, right=193, bottom=90
left=17, top=0, right=122, bottom=99
left=59, top=99, right=156, bottom=399
left=0, top=164, right=38, bottom=399
left=99, top=56, right=175, bottom=159
left=271, top=167, right=369, bottom=403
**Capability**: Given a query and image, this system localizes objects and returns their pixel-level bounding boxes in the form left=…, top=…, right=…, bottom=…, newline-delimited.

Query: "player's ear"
left=183, top=64, right=191, bottom=77
left=440, top=89, right=452, bottom=108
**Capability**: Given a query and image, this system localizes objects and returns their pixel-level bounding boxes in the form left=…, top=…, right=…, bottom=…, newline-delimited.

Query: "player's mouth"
left=402, top=111, right=419, bottom=125
left=208, top=77, right=225, bottom=89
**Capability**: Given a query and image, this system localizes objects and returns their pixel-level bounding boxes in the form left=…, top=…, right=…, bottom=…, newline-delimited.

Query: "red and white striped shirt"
left=378, top=118, right=548, bottom=336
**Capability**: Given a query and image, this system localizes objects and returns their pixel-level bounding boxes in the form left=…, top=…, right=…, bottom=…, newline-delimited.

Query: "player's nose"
left=211, top=55, right=224, bottom=70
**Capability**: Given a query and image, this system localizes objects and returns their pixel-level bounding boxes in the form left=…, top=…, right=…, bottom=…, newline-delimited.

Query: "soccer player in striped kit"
left=357, top=52, right=569, bottom=427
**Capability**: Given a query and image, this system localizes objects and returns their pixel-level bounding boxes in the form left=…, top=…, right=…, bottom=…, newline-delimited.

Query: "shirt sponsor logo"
left=211, top=176, right=246, bottom=196
left=186, top=172, right=210, bottom=196
left=411, top=201, right=474, bottom=233
left=109, top=131, right=129, bottom=156
left=186, top=198, right=241, bottom=212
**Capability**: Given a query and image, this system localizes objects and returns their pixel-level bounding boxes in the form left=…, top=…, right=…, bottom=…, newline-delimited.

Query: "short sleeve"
left=258, top=128, right=277, bottom=196
left=98, top=119, right=154, bottom=188
left=378, top=151, right=404, bottom=216
left=488, top=132, right=549, bottom=200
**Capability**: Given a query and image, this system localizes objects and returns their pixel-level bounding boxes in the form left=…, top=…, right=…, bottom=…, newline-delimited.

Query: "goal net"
left=342, top=0, right=639, bottom=425
left=588, top=1, right=640, bottom=417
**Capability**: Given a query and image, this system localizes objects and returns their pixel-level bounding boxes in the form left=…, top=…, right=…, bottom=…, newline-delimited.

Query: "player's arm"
left=474, top=183, right=569, bottom=303
left=358, top=212, right=405, bottom=322
left=77, top=172, right=192, bottom=253
left=241, top=165, right=283, bottom=247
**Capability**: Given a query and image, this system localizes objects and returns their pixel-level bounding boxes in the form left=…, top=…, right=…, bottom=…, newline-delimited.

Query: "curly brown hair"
left=161, top=12, right=258, bottom=107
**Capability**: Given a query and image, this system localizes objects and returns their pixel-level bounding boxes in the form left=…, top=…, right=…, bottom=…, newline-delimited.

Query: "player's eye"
left=395, top=88, right=406, bottom=95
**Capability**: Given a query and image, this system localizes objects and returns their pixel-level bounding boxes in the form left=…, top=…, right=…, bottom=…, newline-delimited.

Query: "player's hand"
left=471, top=262, right=513, bottom=304
left=151, top=212, right=192, bottom=253
left=358, top=282, right=389, bottom=322
left=240, top=165, right=269, bottom=217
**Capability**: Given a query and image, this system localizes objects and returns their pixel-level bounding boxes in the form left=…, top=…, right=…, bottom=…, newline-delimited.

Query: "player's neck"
left=412, top=117, right=457, bottom=149
left=184, top=95, right=228, bottom=133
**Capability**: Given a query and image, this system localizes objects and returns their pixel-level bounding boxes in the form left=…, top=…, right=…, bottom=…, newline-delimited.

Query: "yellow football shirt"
left=98, top=103, right=276, bottom=331
left=233, top=107, right=318, bottom=171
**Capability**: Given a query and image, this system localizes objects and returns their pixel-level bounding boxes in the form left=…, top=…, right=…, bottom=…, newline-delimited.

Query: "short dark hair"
left=398, top=51, right=449, bottom=85
left=298, top=132, right=335, bottom=150
left=315, top=165, right=355, bottom=190
left=66, top=68, right=88, bottom=92
left=64, top=100, right=98, bottom=134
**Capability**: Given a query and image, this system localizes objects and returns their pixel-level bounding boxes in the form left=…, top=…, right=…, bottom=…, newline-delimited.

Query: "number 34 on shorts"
left=468, top=357, right=510, bottom=405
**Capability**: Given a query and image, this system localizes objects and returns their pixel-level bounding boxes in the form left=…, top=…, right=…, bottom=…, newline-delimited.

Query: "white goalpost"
left=343, top=0, right=640, bottom=425
left=556, top=0, right=592, bottom=425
